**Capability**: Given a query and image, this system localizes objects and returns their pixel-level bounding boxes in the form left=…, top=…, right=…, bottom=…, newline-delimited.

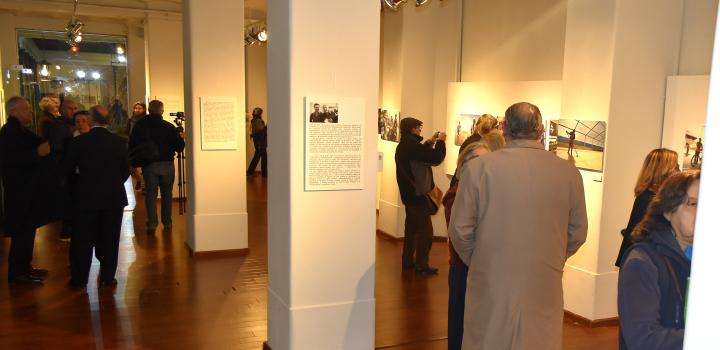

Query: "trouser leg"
left=402, top=204, right=420, bottom=267
left=413, top=203, right=433, bottom=268
left=158, top=171, right=175, bottom=227
left=8, top=226, right=36, bottom=279
left=247, top=150, right=261, bottom=174
left=143, top=167, right=159, bottom=229
left=448, top=263, right=468, bottom=350
left=259, top=148, right=268, bottom=176
left=70, top=212, right=98, bottom=285
left=96, top=209, right=123, bottom=282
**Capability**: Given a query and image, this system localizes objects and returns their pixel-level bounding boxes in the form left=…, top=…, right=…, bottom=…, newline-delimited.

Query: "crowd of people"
left=395, top=102, right=698, bottom=350
left=0, top=95, right=184, bottom=288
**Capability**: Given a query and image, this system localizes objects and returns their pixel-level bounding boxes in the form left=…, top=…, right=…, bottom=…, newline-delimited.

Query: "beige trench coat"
left=449, top=139, right=588, bottom=350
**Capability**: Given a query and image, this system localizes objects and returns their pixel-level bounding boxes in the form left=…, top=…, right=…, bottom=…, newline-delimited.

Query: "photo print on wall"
left=683, top=128, right=705, bottom=170
left=549, top=119, right=607, bottom=172
left=378, top=108, right=400, bottom=142
left=309, top=102, right=339, bottom=123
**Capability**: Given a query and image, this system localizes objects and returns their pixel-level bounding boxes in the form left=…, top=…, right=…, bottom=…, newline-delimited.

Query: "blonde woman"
left=442, top=130, right=505, bottom=350
left=615, top=148, right=679, bottom=267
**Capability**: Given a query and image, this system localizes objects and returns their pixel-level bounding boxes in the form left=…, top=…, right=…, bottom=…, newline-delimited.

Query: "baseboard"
left=184, top=242, right=249, bottom=258
left=564, top=310, right=619, bottom=328
left=376, top=229, right=447, bottom=242
left=263, top=341, right=271, bottom=350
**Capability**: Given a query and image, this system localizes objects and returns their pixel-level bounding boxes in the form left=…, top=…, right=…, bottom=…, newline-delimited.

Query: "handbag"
left=128, top=122, right=159, bottom=167
left=425, top=185, right=443, bottom=215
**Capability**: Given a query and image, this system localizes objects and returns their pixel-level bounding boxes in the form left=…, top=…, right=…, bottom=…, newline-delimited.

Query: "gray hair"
left=5, top=96, right=28, bottom=116
left=504, top=102, right=543, bottom=140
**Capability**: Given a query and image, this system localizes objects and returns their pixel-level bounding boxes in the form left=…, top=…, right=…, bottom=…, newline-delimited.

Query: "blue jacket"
left=618, top=223, right=690, bottom=350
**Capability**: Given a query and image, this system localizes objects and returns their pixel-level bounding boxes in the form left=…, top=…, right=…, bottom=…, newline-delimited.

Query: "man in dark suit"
left=64, top=106, right=130, bottom=288
left=0, top=96, right=51, bottom=284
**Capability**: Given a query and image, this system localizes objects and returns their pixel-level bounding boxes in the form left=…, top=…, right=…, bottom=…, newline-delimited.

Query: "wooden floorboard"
left=0, top=176, right=618, bottom=349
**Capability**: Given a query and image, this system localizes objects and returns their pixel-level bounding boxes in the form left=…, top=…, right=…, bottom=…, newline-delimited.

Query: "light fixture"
left=65, top=86, right=72, bottom=92
left=117, top=55, right=127, bottom=63
left=40, top=64, right=49, bottom=77
left=244, top=22, right=268, bottom=47
left=382, top=0, right=435, bottom=10
left=65, top=0, right=84, bottom=51
left=55, top=65, right=61, bottom=70
left=116, top=44, right=125, bottom=55
left=76, top=70, right=86, bottom=78
left=91, top=71, right=101, bottom=80
left=257, top=29, right=268, bottom=42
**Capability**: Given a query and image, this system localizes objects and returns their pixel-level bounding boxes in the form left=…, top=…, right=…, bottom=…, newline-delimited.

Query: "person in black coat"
left=63, top=107, right=130, bottom=288
left=395, top=117, right=446, bottom=275
left=246, top=107, right=268, bottom=176
left=615, top=148, right=679, bottom=267
left=0, top=96, right=51, bottom=284
left=618, top=171, right=698, bottom=350
left=128, top=100, right=184, bottom=233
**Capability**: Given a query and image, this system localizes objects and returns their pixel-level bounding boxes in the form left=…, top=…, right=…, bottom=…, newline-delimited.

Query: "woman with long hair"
left=615, top=148, right=679, bottom=267
left=442, top=130, right=504, bottom=350
left=618, top=171, right=699, bottom=349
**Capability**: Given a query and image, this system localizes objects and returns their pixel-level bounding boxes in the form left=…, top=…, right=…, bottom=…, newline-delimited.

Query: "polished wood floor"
left=0, top=176, right=618, bottom=349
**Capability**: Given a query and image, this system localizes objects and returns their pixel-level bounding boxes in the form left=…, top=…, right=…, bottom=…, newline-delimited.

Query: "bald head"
left=503, top=102, right=543, bottom=140
left=6, top=96, right=33, bottom=125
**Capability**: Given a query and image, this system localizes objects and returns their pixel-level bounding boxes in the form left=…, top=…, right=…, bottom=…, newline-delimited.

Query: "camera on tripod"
left=170, top=111, right=185, bottom=132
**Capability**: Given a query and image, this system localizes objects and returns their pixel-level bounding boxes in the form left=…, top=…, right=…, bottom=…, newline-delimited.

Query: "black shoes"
left=67, top=280, right=86, bottom=289
left=415, top=266, right=439, bottom=275
left=30, top=268, right=49, bottom=278
left=402, top=263, right=416, bottom=270
left=9, top=274, right=44, bottom=285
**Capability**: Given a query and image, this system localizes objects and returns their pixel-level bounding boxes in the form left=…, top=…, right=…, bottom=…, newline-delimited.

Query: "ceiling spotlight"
left=116, top=44, right=125, bottom=55
left=415, top=0, right=430, bottom=5
left=65, top=0, right=84, bottom=51
left=382, top=0, right=408, bottom=10
left=71, top=46, right=80, bottom=53
left=117, top=55, right=127, bottom=63
left=76, top=70, right=86, bottom=78
left=55, top=65, right=61, bottom=70
left=40, top=65, right=49, bottom=77
left=91, top=71, right=101, bottom=80
left=257, top=29, right=268, bottom=42
left=65, top=86, right=72, bottom=92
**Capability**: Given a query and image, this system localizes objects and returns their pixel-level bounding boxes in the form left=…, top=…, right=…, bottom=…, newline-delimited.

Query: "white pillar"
left=561, top=0, right=685, bottom=321
left=266, top=0, right=379, bottom=349
left=684, top=4, right=720, bottom=348
left=182, top=0, right=248, bottom=253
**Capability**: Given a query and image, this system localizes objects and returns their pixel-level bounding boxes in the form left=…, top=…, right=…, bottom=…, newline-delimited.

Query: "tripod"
left=173, top=113, right=188, bottom=215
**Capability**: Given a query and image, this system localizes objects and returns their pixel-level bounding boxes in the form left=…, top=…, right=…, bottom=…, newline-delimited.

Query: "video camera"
left=169, top=111, right=185, bottom=132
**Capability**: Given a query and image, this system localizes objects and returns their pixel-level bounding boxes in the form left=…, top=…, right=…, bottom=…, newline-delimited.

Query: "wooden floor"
left=0, top=176, right=618, bottom=349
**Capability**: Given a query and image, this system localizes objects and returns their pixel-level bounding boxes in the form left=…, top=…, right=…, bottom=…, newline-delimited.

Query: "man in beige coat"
left=449, top=102, right=588, bottom=350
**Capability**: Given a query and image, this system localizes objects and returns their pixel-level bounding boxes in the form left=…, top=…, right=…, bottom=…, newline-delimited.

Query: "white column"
left=266, top=0, right=379, bottom=349
left=561, top=0, right=685, bottom=320
left=182, top=0, right=247, bottom=253
left=684, top=4, right=720, bottom=348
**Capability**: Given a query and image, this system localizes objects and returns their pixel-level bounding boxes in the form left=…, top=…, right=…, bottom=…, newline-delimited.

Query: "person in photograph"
left=395, top=117, right=446, bottom=275
left=0, top=96, right=52, bottom=285
left=567, top=128, right=577, bottom=155
left=310, top=103, right=325, bottom=123
left=246, top=107, right=268, bottom=177
left=618, top=171, right=699, bottom=350
left=64, top=106, right=129, bottom=288
left=615, top=148, right=679, bottom=267
left=449, top=102, right=587, bottom=349
left=692, top=138, right=703, bottom=167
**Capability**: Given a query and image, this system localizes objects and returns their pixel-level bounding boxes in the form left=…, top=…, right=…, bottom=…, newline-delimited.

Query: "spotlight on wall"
left=91, top=71, right=101, bottom=80
left=65, top=0, right=84, bottom=51
left=76, top=70, right=86, bottom=79
left=244, top=22, right=268, bottom=47
left=381, top=0, right=436, bottom=10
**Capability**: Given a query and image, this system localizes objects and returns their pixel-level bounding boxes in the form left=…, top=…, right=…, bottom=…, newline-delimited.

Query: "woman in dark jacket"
left=615, top=148, right=679, bottom=267
left=618, top=171, right=699, bottom=350
left=442, top=130, right=504, bottom=350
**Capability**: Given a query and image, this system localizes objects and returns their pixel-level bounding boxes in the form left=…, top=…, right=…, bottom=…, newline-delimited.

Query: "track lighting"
left=382, top=0, right=436, bottom=10
left=244, top=23, right=268, bottom=47
left=66, top=0, right=84, bottom=51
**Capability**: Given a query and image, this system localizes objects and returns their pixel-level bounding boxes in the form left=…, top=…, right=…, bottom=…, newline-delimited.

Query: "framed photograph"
left=378, top=108, right=399, bottom=142
left=549, top=119, right=606, bottom=172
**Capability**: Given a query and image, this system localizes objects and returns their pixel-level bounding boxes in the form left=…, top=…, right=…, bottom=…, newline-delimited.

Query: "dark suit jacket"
left=128, top=114, right=184, bottom=162
left=0, top=116, right=48, bottom=234
left=64, top=127, right=130, bottom=211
